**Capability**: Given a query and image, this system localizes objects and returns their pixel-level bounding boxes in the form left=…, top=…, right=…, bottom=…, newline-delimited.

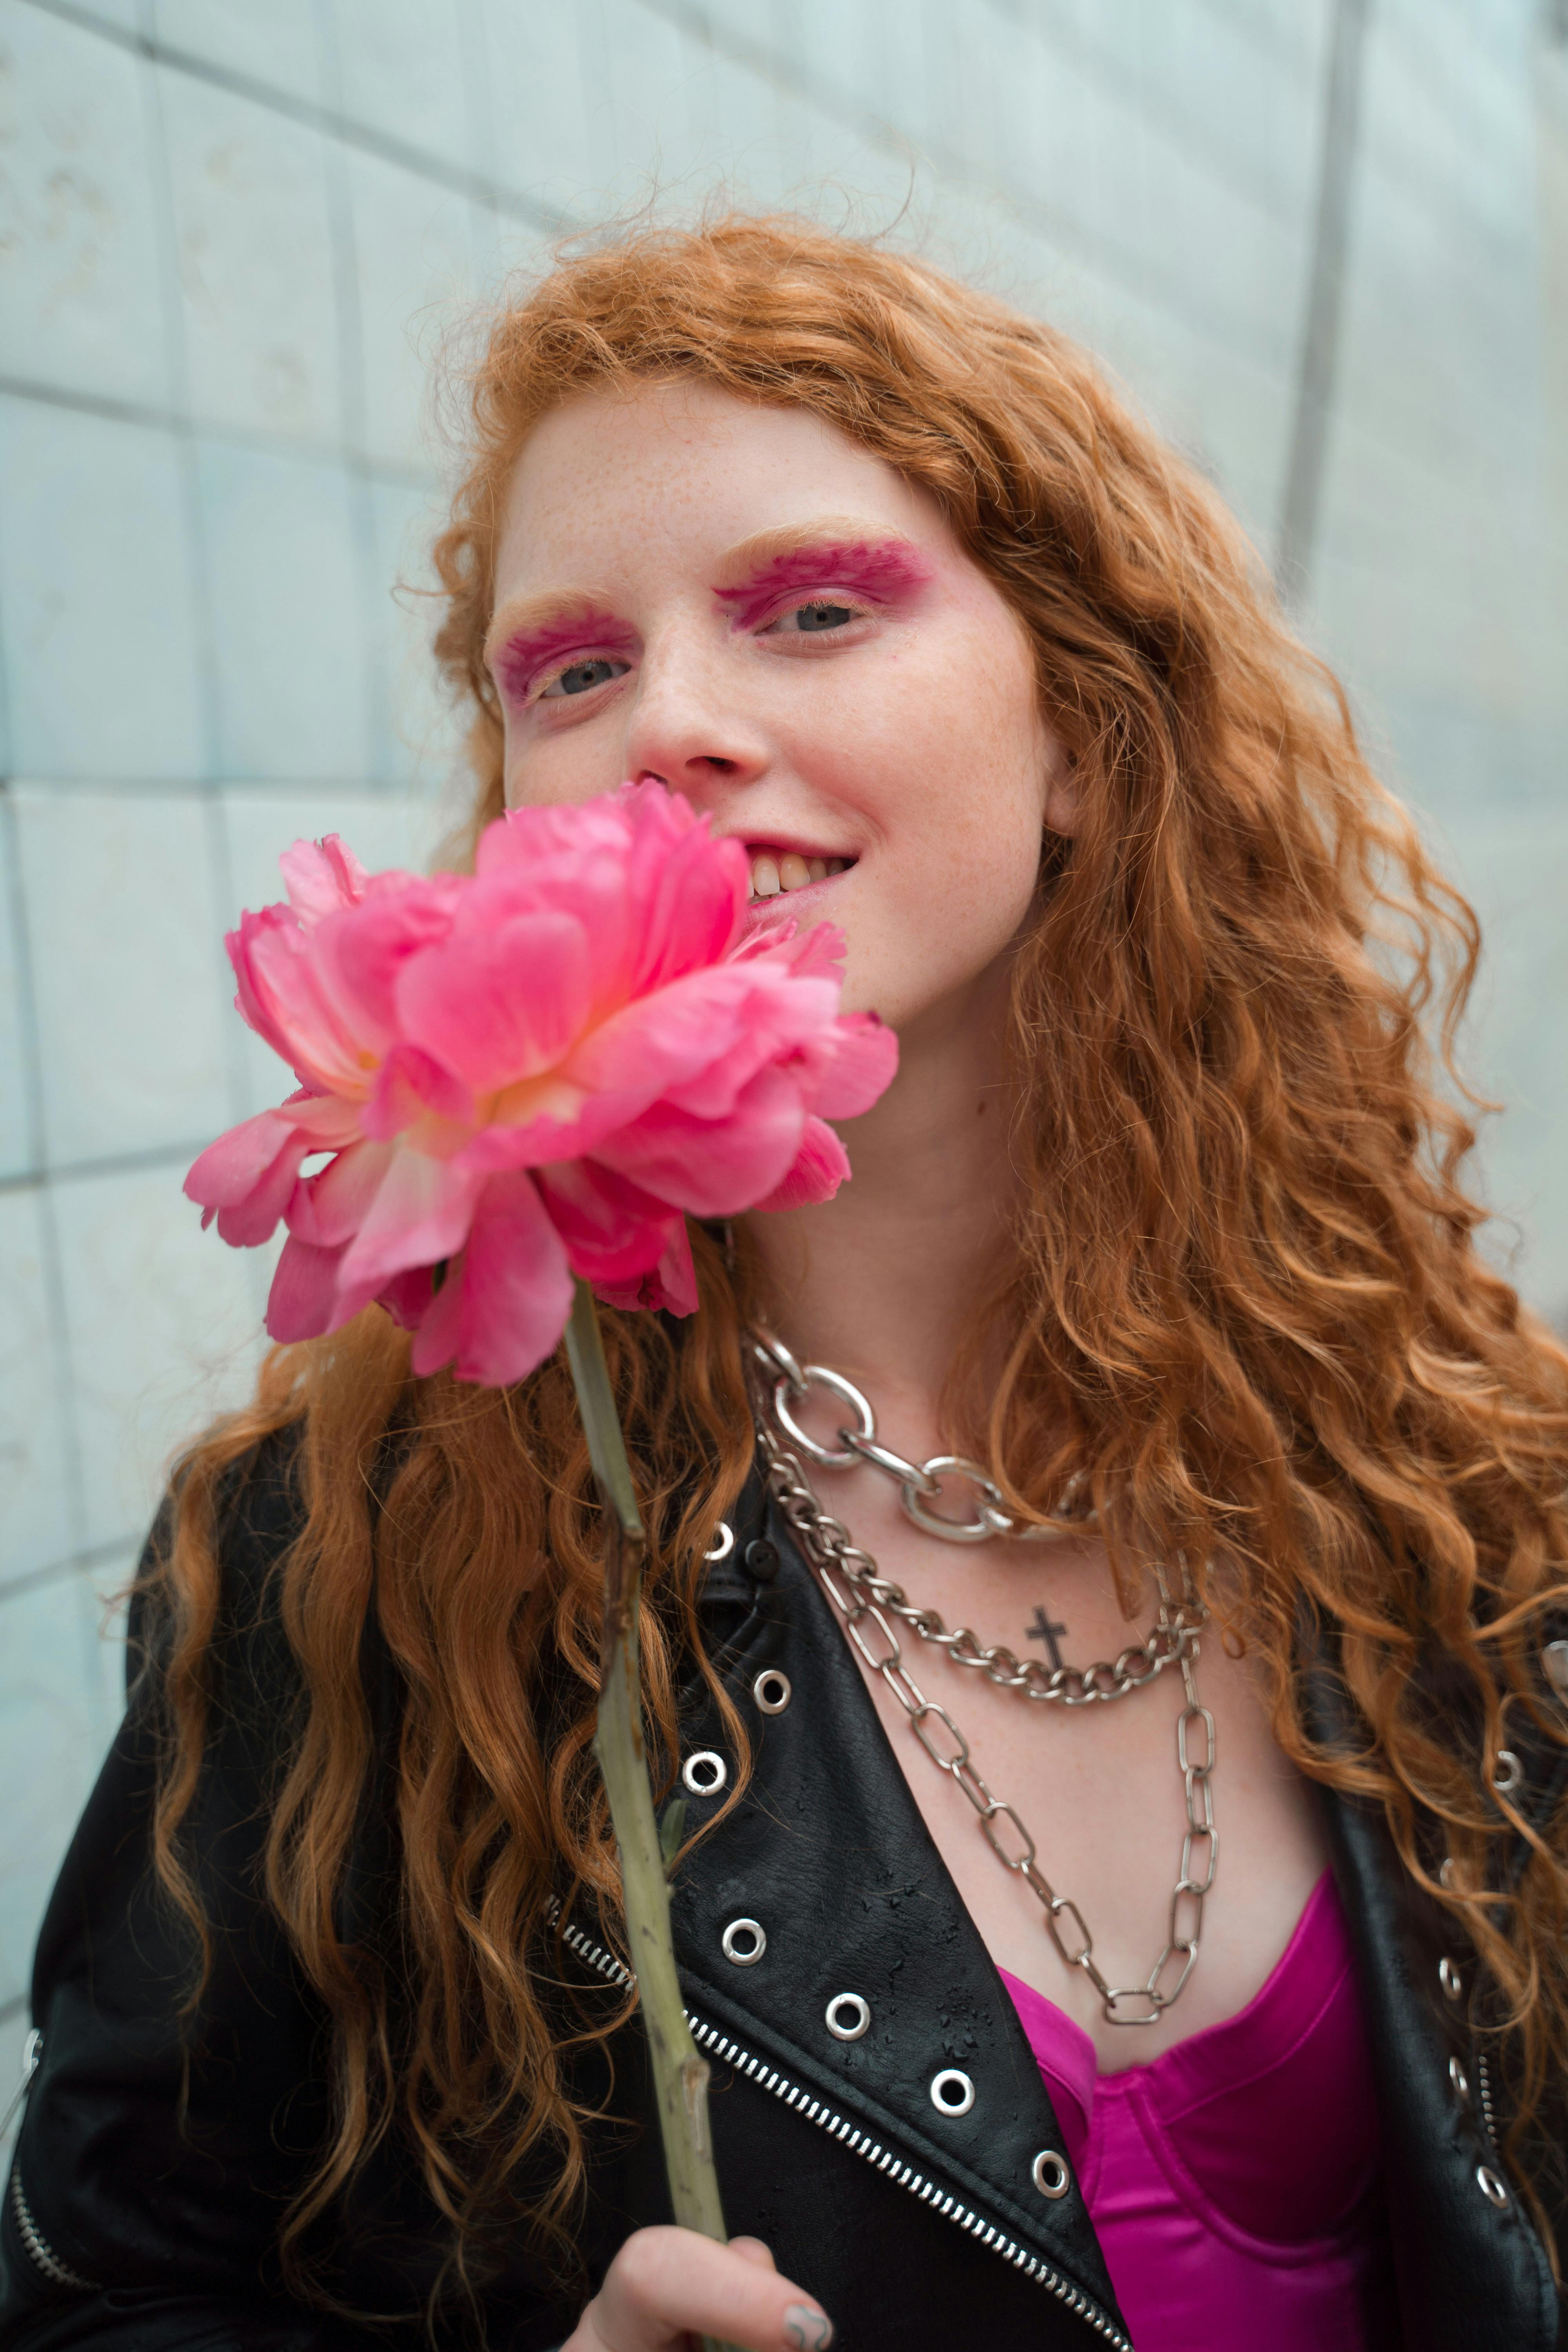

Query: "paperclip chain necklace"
left=749, top=1331, right=1220, bottom=2026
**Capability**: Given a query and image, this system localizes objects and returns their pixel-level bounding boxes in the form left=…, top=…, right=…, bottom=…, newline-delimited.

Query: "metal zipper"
left=1476, top=2045, right=1500, bottom=2155
left=8, top=2165, right=100, bottom=2292
left=554, top=1909, right=1132, bottom=2350
left=5, top=2031, right=100, bottom=2294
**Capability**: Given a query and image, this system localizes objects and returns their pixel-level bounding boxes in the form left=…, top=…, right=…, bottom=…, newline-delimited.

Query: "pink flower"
left=185, top=785, right=897, bottom=1385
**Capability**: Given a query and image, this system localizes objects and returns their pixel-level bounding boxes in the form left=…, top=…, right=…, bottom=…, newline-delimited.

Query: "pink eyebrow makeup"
left=714, top=538, right=934, bottom=632
left=490, top=610, right=637, bottom=702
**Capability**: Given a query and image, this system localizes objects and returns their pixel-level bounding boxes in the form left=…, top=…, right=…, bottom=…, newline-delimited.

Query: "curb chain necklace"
left=748, top=1330, right=1220, bottom=2026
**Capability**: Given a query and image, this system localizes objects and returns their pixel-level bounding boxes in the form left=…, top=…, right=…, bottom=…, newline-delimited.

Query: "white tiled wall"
left=1, top=0, right=1564, bottom=2112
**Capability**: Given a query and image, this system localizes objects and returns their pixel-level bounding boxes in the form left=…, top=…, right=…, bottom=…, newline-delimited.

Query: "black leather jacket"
left=2, top=1435, right=1563, bottom=2350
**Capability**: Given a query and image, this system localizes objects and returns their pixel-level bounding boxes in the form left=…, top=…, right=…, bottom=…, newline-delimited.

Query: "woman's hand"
left=564, top=2227, right=833, bottom=2350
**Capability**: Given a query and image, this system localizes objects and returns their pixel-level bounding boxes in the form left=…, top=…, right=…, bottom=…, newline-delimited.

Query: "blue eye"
left=543, top=658, right=628, bottom=699
left=784, top=602, right=856, bottom=634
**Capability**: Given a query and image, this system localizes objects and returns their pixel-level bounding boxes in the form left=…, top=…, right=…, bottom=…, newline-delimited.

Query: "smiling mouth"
left=746, top=846, right=853, bottom=902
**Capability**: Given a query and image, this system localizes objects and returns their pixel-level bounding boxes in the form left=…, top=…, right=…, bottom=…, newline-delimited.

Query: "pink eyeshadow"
left=492, top=610, right=637, bottom=702
left=715, top=539, right=934, bottom=631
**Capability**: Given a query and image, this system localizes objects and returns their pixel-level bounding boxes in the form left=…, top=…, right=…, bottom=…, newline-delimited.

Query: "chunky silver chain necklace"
left=748, top=1330, right=1220, bottom=2026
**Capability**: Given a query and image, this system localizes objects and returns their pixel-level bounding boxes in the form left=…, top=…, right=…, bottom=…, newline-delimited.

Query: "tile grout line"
left=312, top=0, right=392, bottom=801
left=0, top=372, right=439, bottom=491
left=0, top=1138, right=222, bottom=1195
left=135, top=22, right=253, bottom=1140
left=0, top=1537, right=142, bottom=1609
left=0, top=787, right=87, bottom=1559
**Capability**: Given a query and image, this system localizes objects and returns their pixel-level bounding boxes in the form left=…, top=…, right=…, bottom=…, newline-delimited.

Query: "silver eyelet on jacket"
left=1491, top=1749, right=1522, bottom=1797
left=1449, top=2055, right=1469, bottom=2103
left=824, top=1993, right=871, bottom=2042
left=704, top=1521, right=735, bottom=1563
left=682, top=1750, right=727, bottom=1797
left=1477, top=2165, right=1510, bottom=2210
left=1439, top=1956, right=1463, bottom=2002
left=752, top=1668, right=792, bottom=1715
left=1032, top=2149, right=1071, bottom=2200
left=929, top=2067, right=975, bottom=2117
left=721, top=1916, right=766, bottom=1966
left=1543, top=1639, right=1568, bottom=1699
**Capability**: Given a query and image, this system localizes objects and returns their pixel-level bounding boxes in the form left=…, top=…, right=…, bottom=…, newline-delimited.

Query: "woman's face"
left=487, top=377, right=1070, bottom=1034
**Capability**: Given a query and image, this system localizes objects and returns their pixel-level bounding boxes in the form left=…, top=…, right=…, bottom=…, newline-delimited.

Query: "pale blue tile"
left=0, top=399, right=204, bottom=780
left=0, top=1566, right=123, bottom=2009
left=198, top=441, right=373, bottom=780
left=13, top=788, right=232, bottom=1166
left=367, top=474, right=468, bottom=795
left=332, top=0, right=475, bottom=170
left=472, top=0, right=594, bottom=207
left=0, top=4, right=169, bottom=408
left=1440, top=809, right=1568, bottom=1326
left=578, top=2, right=702, bottom=207
left=53, top=1160, right=268, bottom=1555
left=0, top=808, right=32, bottom=1179
left=159, top=66, right=341, bottom=444
left=150, top=0, right=325, bottom=108
left=62, top=0, right=142, bottom=26
left=345, top=150, right=477, bottom=474
left=0, top=1189, right=73, bottom=1588
left=468, top=199, right=553, bottom=306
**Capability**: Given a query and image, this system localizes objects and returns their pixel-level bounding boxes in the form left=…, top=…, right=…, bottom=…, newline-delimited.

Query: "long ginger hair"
left=147, top=218, right=1568, bottom=2294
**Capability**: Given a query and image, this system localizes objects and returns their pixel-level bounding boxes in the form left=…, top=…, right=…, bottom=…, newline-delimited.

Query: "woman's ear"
left=1040, top=732, right=1082, bottom=839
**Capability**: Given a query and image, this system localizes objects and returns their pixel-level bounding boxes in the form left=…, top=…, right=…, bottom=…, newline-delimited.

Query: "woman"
left=4, top=218, right=1565, bottom=2352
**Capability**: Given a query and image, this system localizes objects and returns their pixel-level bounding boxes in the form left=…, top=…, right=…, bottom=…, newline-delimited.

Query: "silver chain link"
left=748, top=1335, right=1220, bottom=2025
left=753, top=1325, right=1096, bottom=1546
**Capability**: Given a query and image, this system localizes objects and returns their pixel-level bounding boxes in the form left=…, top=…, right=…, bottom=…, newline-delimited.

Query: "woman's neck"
left=742, top=962, right=1017, bottom=1444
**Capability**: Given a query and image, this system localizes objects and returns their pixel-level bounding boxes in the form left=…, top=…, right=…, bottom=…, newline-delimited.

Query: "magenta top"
left=999, top=1871, right=1394, bottom=2350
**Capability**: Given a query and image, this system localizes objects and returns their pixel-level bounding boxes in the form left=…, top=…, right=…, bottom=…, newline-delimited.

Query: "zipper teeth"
left=555, top=1911, right=1132, bottom=2350
left=1477, top=2046, right=1500, bottom=2152
left=8, top=2166, right=100, bottom=2292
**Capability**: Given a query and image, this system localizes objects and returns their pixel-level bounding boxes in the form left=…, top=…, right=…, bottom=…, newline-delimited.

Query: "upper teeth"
left=750, top=852, right=843, bottom=898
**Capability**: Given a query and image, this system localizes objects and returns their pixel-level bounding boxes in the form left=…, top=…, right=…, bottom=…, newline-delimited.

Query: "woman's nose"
left=622, top=633, right=769, bottom=799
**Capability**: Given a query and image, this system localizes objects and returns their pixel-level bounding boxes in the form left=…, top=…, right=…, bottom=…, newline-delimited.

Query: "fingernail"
left=782, top=2306, right=833, bottom=2351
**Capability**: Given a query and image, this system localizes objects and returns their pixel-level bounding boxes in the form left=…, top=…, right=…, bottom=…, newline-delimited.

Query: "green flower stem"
left=563, top=1280, right=732, bottom=2349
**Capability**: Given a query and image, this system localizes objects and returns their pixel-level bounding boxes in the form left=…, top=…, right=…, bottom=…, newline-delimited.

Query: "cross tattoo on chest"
left=1027, top=1604, right=1068, bottom=1671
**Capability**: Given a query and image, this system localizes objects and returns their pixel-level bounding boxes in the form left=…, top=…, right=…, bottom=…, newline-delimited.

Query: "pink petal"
left=336, top=1145, right=484, bottom=1301
left=621, top=784, right=746, bottom=991
left=741, top=917, right=847, bottom=982
left=279, top=835, right=368, bottom=925
left=361, top=1042, right=475, bottom=1142
left=310, top=880, right=457, bottom=1059
left=229, top=907, right=365, bottom=1093
left=287, top=1090, right=367, bottom=1149
left=595, top=1219, right=698, bottom=1316
left=568, top=964, right=829, bottom=1116
left=396, top=909, right=591, bottom=1093
left=185, top=1110, right=310, bottom=1246
left=285, top=1139, right=396, bottom=1248
left=534, top=1158, right=678, bottom=1286
left=378, top=1263, right=435, bottom=1330
left=751, top=1115, right=852, bottom=1212
left=266, top=1234, right=349, bottom=1343
left=595, top=1064, right=805, bottom=1216
left=410, top=1171, right=573, bottom=1385
left=800, top=1012, right=900, bottom=1119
